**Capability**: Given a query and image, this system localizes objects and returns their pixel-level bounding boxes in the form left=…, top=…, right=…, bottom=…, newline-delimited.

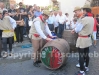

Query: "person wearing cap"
left=29, top=10, right=55, bottom=67
left=71, top=4, right=94, bottom=75
left=73, top=6, right=83, bottom=21
left=73, top=6, right=84, bottom=68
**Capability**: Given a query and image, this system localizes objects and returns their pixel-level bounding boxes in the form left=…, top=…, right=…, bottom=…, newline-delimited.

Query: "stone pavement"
left=0, top=38, right=99, bottom=75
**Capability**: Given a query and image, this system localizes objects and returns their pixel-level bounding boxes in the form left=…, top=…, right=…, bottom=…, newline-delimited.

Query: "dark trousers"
left=55, top=26, right=58, bottom=34
left=0, top=36, right=2, bottom=57
left=78, top=47, right=89, bottom=71
left=27, top=26, right=31, bottom=34
left=58, top=24, right=64, bottom=38
left=48, top=24, right=54, bottom=31
left=23, top=17, right=29, bottom=35
left=15, top=26, right=24, bottom=42
left=2, top=37, right=13, bottom=52
left=64, top=23, right=66, bottom=29
left=97, top=26, right=99, bottom=38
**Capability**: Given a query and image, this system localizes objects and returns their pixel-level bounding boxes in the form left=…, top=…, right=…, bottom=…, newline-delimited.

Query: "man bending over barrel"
left=71, top=4, right=94, bottom=75
left=29, top=10, right=56, bottom=67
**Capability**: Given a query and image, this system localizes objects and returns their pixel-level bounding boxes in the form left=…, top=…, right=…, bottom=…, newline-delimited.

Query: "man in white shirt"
left=29, top=10, right=55, bottom=67
left=0, top=2, right=7, bottom=11
left=46, top=11, right=54, bottom=31
left=57, top=11, right=67, bottom=38
left=53, top=11, right=59, bottom=34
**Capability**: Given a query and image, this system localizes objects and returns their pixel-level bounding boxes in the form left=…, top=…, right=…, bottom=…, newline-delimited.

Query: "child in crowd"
left=70, top=18, right=78, bottom=29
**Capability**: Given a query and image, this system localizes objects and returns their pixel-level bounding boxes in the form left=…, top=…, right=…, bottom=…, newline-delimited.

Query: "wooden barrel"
left=41, top=39, right=70, bottom=70
left=62, top=30, right=78, bottom=52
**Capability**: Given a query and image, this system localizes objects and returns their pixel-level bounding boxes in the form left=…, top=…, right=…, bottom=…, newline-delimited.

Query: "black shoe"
left=37, top=60, right=42, bottom=63
left=33, top=62, right=40, bottom=67
left=9, top=52, right=13, bottom=56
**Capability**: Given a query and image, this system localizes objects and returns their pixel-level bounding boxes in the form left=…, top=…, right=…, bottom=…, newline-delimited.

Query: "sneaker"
left=24, top=35, right=27, bottom=38
left=75, top=71, right=85, bottom=75
left=76, top=63, right=80, bottom=68
left=9, top=52, right=14, bottom=56
left=33, top=61, right=40, bottom=67
left=76, top=63, right=86, bottom=68
left=1, top=51, right=8, bottom=58
left=21, top=42, right=24, bottom=44
left=37, top=60, right=42, bottom=63
left=85, top=67, right=89, bottom=72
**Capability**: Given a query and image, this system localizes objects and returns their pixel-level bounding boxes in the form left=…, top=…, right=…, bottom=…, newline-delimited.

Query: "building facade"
left=51, top=0, right=86, bottom=18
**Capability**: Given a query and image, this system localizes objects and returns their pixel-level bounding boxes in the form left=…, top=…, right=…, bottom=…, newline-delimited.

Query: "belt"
left=33, top=34, right=40, bottom=37
left=79, top=35, right=90, bottom=38
left=58, top=23, right=64, bottom=25
left=3, top=30, right=16, bottom=41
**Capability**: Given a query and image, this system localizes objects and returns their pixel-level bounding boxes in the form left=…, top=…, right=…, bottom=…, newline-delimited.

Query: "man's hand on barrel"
left=71, top=29, right=75, bottom=34
left=51, top=36, right=57, bottom=38
left=47, top=35, right=57, bottom=39
left=46, top=38, right=53, bottom=41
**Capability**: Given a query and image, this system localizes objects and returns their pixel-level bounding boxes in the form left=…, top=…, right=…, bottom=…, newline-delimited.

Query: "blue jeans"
left=48, top=24, right=54, bottom=31
left=23, top=17, right=28, bottom=35
left=58, top=24, right=64, bottom=38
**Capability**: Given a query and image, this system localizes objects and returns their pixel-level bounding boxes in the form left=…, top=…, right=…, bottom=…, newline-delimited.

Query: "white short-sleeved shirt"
left=57, top=14, right=67, bottom=24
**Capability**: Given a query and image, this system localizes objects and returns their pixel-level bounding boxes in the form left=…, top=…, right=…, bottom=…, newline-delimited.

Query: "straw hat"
left=82, top=4, right=91, bottom=9
left=43, top=10, right=50, bottom=16
left=73, top=6, right=81, bottom=12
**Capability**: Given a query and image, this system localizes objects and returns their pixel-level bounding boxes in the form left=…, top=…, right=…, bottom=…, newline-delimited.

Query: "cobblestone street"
left=0, top=39, right=99, bottom=75
left=0, top=0, right=99, bottom=75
